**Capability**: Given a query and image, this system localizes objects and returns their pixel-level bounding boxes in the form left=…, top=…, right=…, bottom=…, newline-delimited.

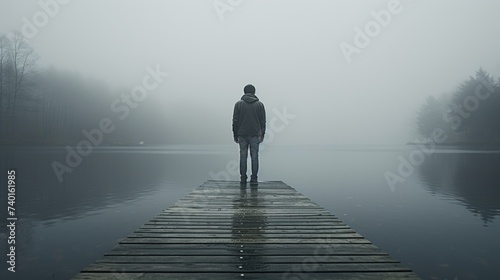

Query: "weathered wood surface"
left=72, top=180, right=420, bottom=279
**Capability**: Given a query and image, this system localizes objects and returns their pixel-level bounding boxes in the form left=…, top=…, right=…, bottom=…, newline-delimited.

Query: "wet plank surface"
left=72, top=180, right=420, bottom=279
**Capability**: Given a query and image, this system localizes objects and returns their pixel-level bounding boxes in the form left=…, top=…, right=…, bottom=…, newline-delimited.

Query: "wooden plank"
left=138, top=225, right=352, bottom=230
left=174, top=205, right=322, bottom=208
left=147, top=222, right=344, bottom=226
left=158, top=213, right=337, bottom=217
left=72, top=180, right=420, bottom=279
left=158, top=211, right=335, bottom=216
left=178, top=197, right=315, bottom=201
left=139, top=225, right=350, bottom=229
left=135, top=228, right=354, bottom=233
left=172, top=203, right=322, bottom=207
left=72, top=272, right=420, bottom=280
left=183, top=192, right=310, bottom=196
left=185, top=192, right=308, bottom=196
left=108, top=242, right=384, bottom=250
left=96, top=255, right=399, bottom=264
left=151, top=217, right=341, bottom=222
left=161, top=212, right=332, bottom=216
left=119, top=238, right=369, bottom=244
left=176, top=200, right=318, bottom=204
left=128, top=230, right=363, bottom=239
left=155, top=214, right=331, bottom=218
left=145, top=221, right=346, bottom=226
left=106, top=243, right=387, bottom=255
left=155, top=214, right=337, bottom=218
left=106, top=248, right=388, bottom=256
left=162, top=210, right=327, bottom=215
left=81, top=262, right=413, bottom=273
left=110, top=242, right=375, bottom=248
left=164, top=207, right=329, bottom=211
left=163, top=209, right=331, bottom=213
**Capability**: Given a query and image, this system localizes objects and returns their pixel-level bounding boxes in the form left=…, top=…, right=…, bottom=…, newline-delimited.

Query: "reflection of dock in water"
left=72, top=180, right=420, bottom=279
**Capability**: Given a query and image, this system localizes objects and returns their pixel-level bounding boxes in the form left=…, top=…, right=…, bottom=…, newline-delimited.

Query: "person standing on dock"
left=232, top=84, right=266, bottom=184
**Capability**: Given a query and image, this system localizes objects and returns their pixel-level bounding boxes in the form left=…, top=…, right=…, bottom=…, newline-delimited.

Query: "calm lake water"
left=0, top=145, right=499, bottom=280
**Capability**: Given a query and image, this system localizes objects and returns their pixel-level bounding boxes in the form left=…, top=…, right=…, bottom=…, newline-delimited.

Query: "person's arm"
left=232, top=102, right=239, bottom=143
left=260, top=103, right=266, bottom=143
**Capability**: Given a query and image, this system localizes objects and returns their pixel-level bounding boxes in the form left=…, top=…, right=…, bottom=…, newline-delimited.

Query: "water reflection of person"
left=231, top=183, right=268, bottom=272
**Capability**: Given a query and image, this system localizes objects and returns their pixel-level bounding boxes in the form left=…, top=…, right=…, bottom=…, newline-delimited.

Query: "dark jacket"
left=232, top=94, right=266, bottom=138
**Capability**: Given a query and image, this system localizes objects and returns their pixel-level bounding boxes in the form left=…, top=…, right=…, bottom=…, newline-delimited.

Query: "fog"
left=1, top=0, right=500, bottom=146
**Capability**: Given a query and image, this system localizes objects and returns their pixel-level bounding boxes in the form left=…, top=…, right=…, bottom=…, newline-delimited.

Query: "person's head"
left=244, top=84, right=256, bottom=95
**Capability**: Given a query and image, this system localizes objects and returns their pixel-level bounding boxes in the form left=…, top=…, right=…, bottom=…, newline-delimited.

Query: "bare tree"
left=0, top=32, right=39, bottom=140
left=0, top=34, right=9, bottom=138
left=8, top=32, right=39, bottom=114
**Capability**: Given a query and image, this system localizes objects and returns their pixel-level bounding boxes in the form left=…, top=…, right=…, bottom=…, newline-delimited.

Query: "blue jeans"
left=238, top=136, right=260, bottom=181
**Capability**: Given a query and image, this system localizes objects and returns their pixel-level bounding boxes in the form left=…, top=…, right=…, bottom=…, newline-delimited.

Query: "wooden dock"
left=72, top=180, right=420, bottom=279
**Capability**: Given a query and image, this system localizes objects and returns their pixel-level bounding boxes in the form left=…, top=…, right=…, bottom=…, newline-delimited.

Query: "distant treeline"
left=3, top=31, right=499, bottom=146
left=416, top=68, right=500, bottom=145
left=0, top=32, right=153, bottom=146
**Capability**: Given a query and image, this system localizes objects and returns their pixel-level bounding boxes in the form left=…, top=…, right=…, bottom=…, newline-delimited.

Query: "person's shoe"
left=250, top=179, right=258, bottom=185
left=240, top=176, right=247, bottom=184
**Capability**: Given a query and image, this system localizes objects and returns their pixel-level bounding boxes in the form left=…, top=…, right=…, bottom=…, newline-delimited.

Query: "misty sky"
left=1, top=0, right=500, bottom=145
